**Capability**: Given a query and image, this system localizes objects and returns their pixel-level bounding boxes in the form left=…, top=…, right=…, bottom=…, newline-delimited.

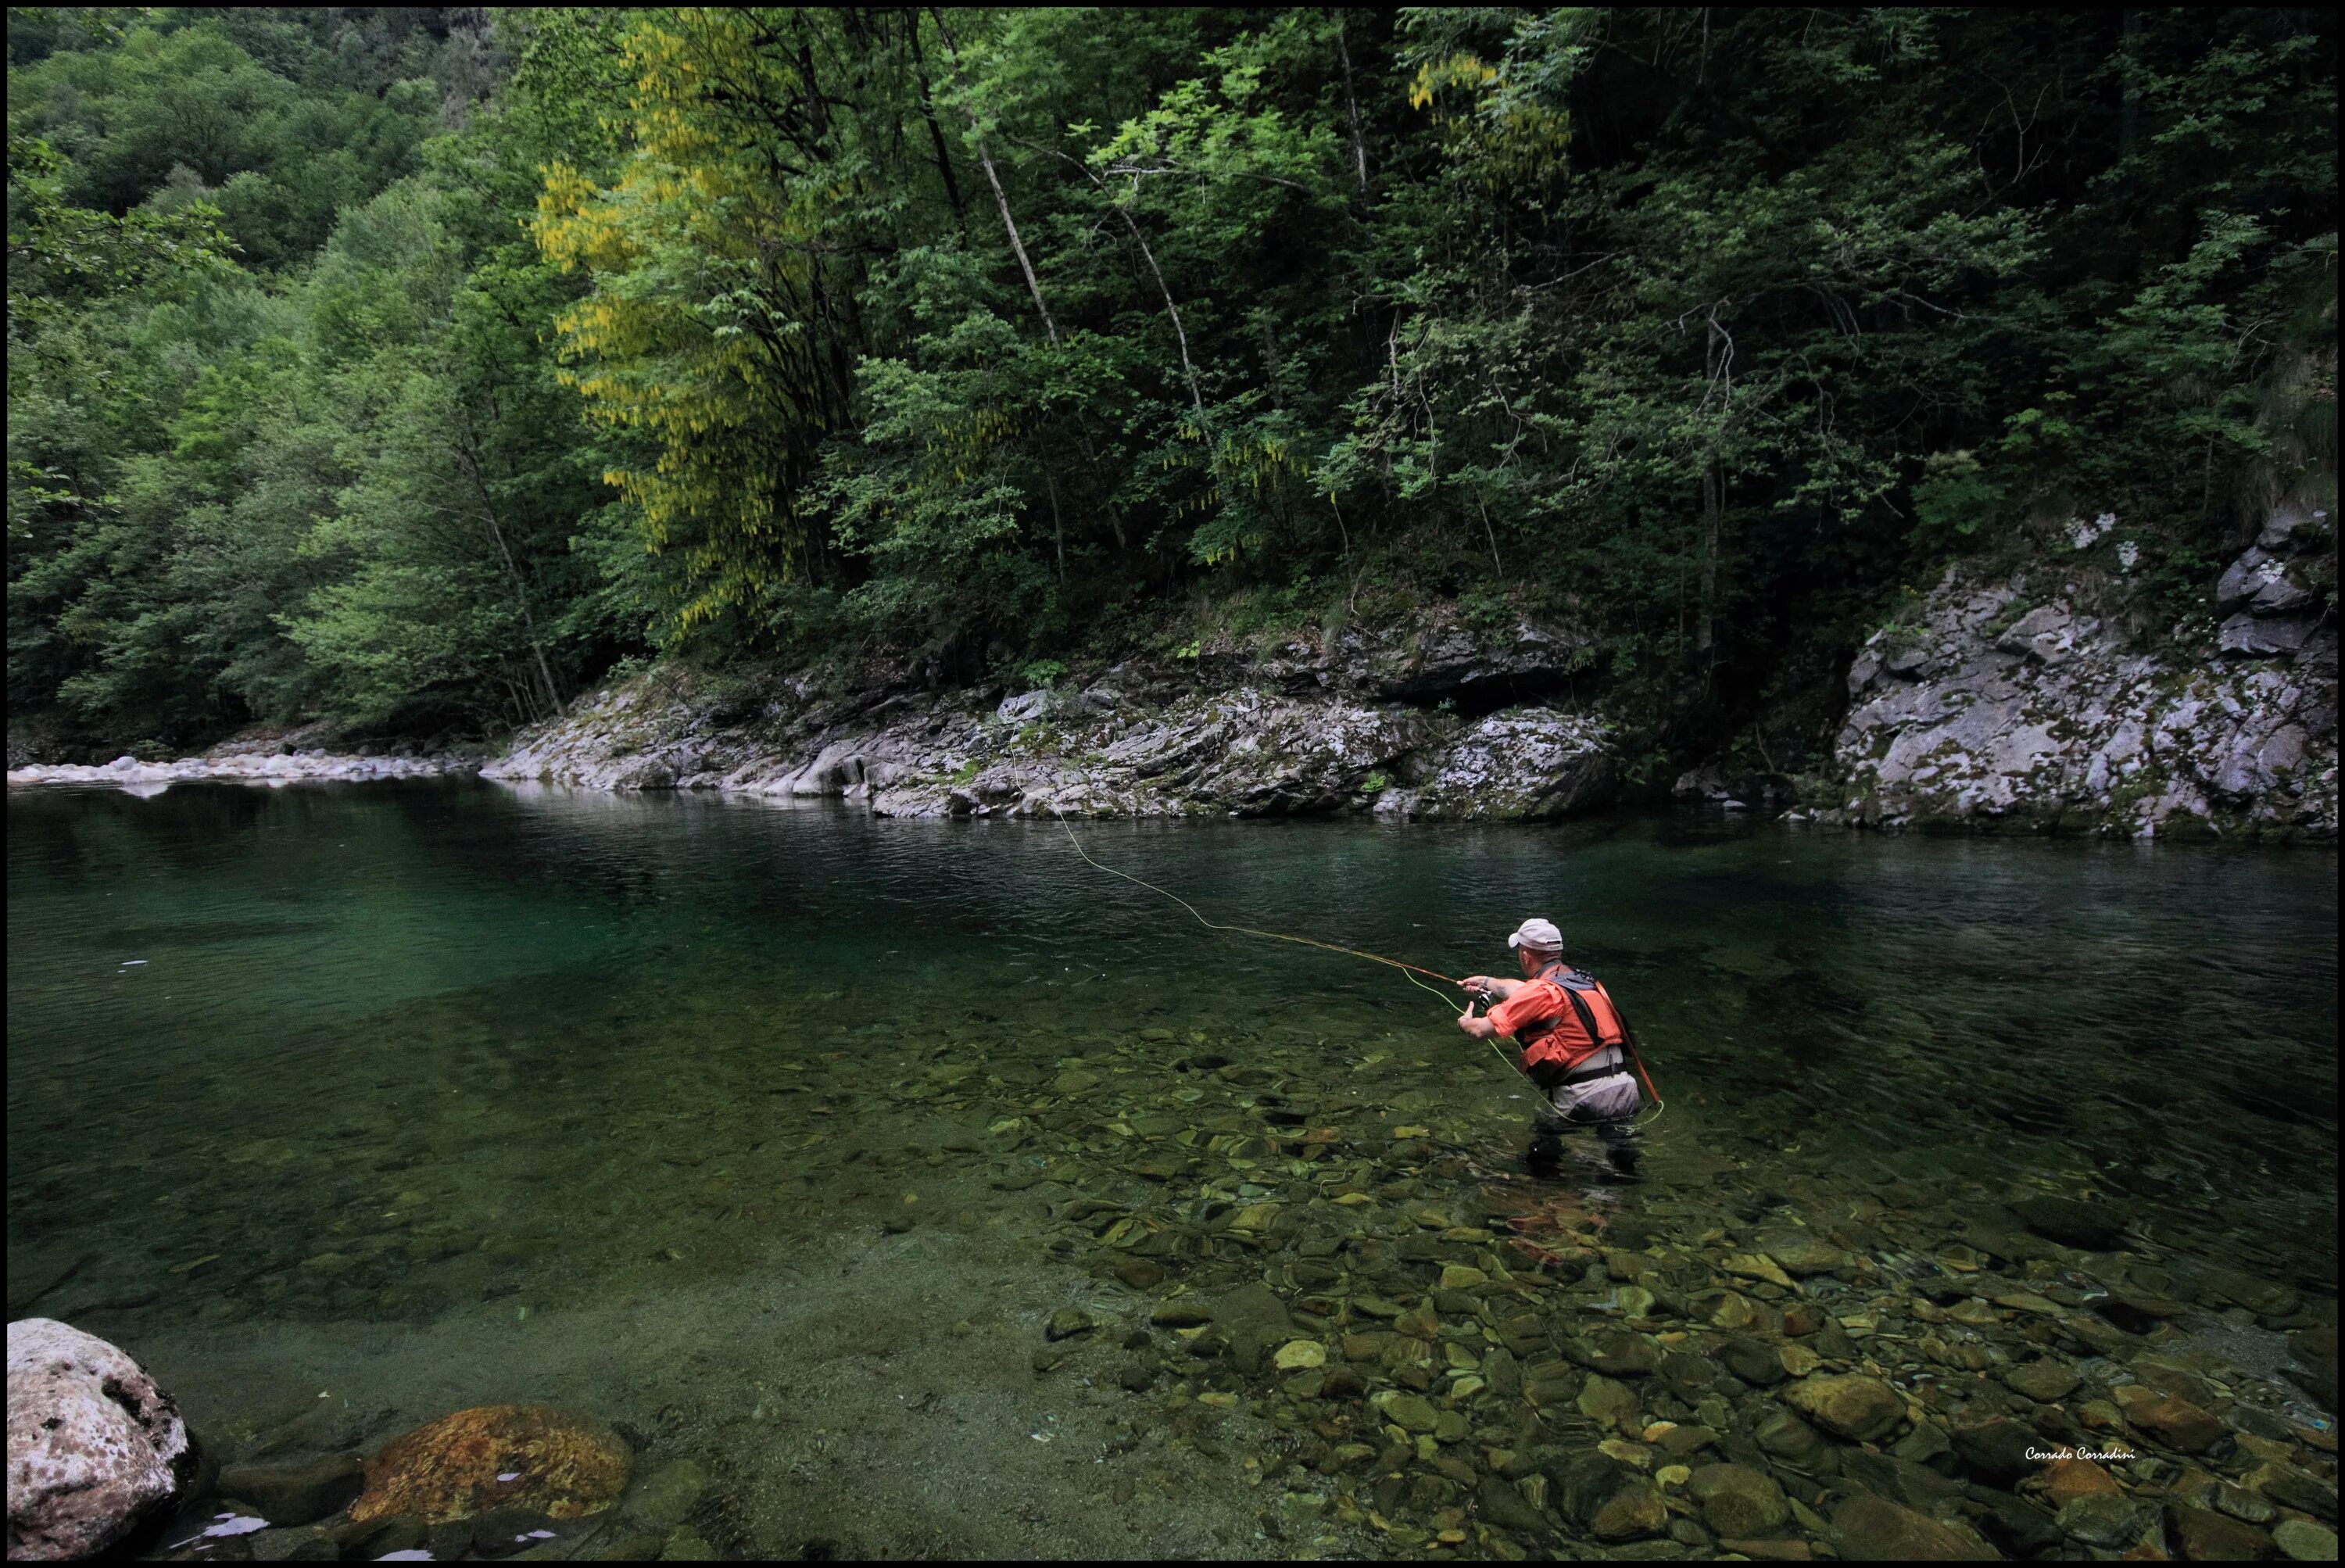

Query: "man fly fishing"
left=1047, top=814, right=1657, bottom=1177
left=1457, top=918, right=1645, bottom=1182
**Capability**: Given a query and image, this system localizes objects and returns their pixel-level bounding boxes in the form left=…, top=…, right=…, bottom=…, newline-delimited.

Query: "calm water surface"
left=7, top=782, right=2336, bottom=1555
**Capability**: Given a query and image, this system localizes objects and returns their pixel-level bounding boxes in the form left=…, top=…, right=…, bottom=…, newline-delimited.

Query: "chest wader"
left=1518, top=965, right=1643, bottom=1182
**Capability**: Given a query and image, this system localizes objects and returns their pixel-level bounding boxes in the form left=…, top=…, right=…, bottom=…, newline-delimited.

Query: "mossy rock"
left=349, top=1404, right=632, bottom=1524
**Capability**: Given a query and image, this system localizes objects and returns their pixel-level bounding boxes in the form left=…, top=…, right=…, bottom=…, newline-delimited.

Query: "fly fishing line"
left=1050, top=808, right=1523, bottom=1077
left=1048, top=808, right=1461, bottom=986
left=1048, top=807, right=1661, bottom=1119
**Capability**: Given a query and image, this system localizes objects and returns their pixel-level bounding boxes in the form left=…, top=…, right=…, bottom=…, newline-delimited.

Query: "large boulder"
left=1950, top=1416, right=2047, bottom=1487
left=886, top=686, right=1441, bottom=819
left=2218, top=548, right=2279, bottom=614
left=2125, top=1393, right=2225, bottom=1454
left=1686, top=1462, right=1789, bottom=1536
left=1757, top=1230, right=1852, bottom=1277
left=2057, top=1494, right=2159, bottom=1551
left=1342, top=613, right=1590, bottom=702
left=1995, top=603, right=2100, bottom=667
left=2220, top=612, right=2322, bottom=658
left=1172, top=691, right=1431, bottom=814
left=348, top=1405, right=632, bottom=1525
left=6, top=1318, right=197, bottom=1560
left=1211, top=1283, right=1298, bottom=1375
left=1554, top=1452, right=1667, bottom=1541
left=2166, top=1500, right=2276, bottom=1560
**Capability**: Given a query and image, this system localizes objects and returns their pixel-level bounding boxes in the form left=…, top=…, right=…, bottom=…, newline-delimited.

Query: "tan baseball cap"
left=1507, top=917, right=1563, bottom=951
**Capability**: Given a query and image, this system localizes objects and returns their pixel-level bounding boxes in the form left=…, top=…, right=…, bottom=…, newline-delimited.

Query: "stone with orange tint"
left=2042, top=1456, right=2122, bottom=1509
left=348, top=1404, right=632, bottom=1524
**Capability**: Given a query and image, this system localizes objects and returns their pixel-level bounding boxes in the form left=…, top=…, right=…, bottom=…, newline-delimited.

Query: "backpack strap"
left=1553, top=967, right=1629, bottom=1073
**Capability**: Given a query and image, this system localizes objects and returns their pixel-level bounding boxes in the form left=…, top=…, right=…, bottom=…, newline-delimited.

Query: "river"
left=6, top=781, right=2337, bottom=1559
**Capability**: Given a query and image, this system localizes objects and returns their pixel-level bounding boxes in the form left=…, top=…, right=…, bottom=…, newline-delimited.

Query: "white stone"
left=998, top=689, right=1052, bottom=723
left=6, top=1319, right=194, bottom=1561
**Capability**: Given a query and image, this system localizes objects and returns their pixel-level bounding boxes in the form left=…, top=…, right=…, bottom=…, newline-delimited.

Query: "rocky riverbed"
left=20, top=1066, right=2340, bottom=1562
left=7, top=789, right=2333, bottom=1560
left=931, top=1036, right=2338, bottom=1562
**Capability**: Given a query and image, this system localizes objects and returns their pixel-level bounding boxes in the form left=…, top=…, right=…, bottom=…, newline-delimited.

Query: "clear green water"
left=6, top=782, right=2337, bottom=1555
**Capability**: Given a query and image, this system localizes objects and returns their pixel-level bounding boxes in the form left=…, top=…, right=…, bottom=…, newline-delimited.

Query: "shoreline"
left=13, top=757, right=2342, bottom=846
left=7, top=753, right=480, bottom=793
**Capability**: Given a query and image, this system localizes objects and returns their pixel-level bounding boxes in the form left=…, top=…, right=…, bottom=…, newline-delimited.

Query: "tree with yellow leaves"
left=533, top=8, right=886, bottom=643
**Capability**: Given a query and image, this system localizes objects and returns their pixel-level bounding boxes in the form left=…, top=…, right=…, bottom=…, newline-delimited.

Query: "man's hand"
left=1456, top=1010, right=1500, bottom=1040
left=1461, top=974, right=1518, bottom=1001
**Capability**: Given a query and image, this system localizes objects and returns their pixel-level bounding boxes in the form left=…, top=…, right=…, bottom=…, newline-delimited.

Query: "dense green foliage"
left=9, top=7, right=2336, bottom=757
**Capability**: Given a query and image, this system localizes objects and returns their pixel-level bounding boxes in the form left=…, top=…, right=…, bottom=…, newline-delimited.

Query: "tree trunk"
left=1335, top=13, right=1369, bottom=196
left=502, top=673, right=535, bottom=729
left=932, top=9, right=1059, bottom=347
left=1062, top=421, right=1125, bottom=549
left=489, top=509, right=567, bottom=721
left=907, top=19, right=968, bottom=224
left=453, top=432, right=566, bottom=719
left=1116, top=203, right=1203, bottom=416
left=976, top=139, right=1058, bottom=346
left=1046, top=469, right=1066, bottom=583
left=1697, top=459, right=1720, bottom=657
left=1697, top=310, right=1727, bottom=659
left=2120, top=9, right=2141, bottom=156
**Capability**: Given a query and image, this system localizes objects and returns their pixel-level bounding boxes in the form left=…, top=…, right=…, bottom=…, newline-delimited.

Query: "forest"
left=7, top=7, right=2336, bottom=766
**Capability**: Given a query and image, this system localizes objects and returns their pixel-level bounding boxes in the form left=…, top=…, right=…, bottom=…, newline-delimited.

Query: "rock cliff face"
left=485, top=613, right=1617, bottom=821
left=1822, top=509, right=2336, bottom=839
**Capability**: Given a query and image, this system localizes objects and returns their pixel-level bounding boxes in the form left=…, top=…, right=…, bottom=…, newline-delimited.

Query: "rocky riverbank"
left=6, top=729, right=481, bottom=796
left=483, top=510, right=2335, bottom=835
left=485, top=611, right=1618, bottom=820
left=1817, top=509, right=2337, bottom=839
left=13, top=511, right=2334, bottom=834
